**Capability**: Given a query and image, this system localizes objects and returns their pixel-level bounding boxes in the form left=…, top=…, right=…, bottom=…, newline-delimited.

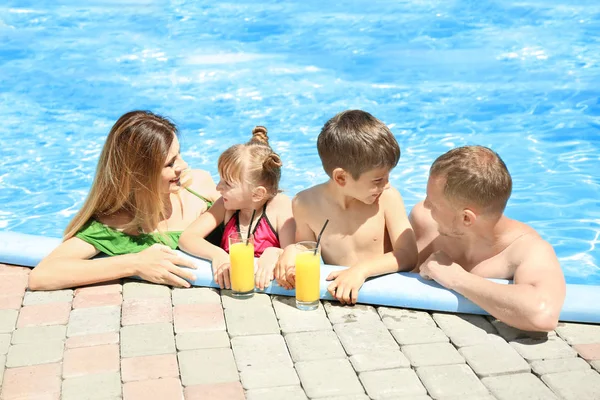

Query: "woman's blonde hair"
left=218, top=126, right=282, bottom=196
left=64, top=110, right=178, bottom=239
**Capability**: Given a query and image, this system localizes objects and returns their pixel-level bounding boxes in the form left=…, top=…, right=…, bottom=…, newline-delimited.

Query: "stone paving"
left=1, top=263, right=600, bottom=400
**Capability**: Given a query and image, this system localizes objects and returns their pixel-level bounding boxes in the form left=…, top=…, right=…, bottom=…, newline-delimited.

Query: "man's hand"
left=326, top=267, right=367, bottom=305
left=419, top=250, right=466, bottom=290
left=212, top=251, right=231, bottom=289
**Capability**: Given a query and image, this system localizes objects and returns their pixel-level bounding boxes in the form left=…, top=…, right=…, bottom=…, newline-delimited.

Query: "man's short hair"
left=430, top=146, right=512, bottom=215
left=317, top=110, right=401, bottom=179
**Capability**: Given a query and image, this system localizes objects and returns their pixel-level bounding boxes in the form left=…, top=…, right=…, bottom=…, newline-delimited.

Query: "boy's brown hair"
left=317, top=110, right=400, bottom=179
left=430, top=145, right=512, bottom=215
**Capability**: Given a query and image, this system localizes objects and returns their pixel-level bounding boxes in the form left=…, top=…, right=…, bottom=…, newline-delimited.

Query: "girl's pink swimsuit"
left=220, top=204, right=280, bottom=257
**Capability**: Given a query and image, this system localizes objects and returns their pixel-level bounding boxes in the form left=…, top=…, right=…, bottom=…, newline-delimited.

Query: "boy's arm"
left=275, top=194, right=316, bottom=289
left=327, top=187, right=418, bottom=304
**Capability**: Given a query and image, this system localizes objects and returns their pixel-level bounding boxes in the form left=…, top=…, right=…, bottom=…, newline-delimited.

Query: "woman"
left=29, top=110, right=220, bottom=290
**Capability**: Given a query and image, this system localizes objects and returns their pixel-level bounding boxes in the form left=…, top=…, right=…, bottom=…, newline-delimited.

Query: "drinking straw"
left=314, top=219, right=329, bottom=255
left=246, top=209, right=256, bottom=245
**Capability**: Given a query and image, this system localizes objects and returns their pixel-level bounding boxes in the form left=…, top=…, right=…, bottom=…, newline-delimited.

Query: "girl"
left=30, top=110, right=221, bottom=290
left=179, top=126, right=295, bottom=290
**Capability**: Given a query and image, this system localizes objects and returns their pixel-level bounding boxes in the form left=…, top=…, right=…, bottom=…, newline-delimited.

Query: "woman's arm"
left=30, top=238, right=197, bottom=291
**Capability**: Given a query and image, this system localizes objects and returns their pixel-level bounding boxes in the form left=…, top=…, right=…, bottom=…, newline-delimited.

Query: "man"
left=410, top=146, right=566, bottom=331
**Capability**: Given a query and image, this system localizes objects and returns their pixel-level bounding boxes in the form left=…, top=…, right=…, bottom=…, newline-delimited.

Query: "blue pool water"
left=0, top=1, right=599, bottom=284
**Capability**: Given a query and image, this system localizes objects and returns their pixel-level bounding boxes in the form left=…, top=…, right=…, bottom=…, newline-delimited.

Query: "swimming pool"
left=1, top=1, right=598, bottom=284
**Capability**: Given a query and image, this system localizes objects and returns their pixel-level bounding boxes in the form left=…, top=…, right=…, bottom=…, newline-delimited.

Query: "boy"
left=276, top=110, right=418, bottom=304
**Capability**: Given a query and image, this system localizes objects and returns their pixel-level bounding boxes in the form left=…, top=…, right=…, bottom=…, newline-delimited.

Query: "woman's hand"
left=134, top=244, right=197, bottom=288
left=212, top=250, right=232, bottom=289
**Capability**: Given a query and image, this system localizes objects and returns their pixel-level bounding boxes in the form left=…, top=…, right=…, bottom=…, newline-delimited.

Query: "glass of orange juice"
left=295, top=241, right=321, bottom=310
left=228, top=232, right=255, bottom=298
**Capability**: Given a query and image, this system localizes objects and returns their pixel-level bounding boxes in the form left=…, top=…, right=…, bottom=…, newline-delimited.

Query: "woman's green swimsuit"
left=75, top=188, right=221, bottom=256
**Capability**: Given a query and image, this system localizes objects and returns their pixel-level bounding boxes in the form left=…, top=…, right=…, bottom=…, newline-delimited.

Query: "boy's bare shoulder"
left=294, top=183, right=328, bottom=206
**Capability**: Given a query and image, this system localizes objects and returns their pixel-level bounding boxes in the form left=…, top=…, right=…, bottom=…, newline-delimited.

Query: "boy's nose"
left=216, top=181, right=224, bottom=192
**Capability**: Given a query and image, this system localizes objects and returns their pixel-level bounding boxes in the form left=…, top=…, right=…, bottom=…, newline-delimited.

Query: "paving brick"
left=16, top=303, right=71, bottom=328
left=573, top=343, right=600, bottom=361
left=240, top=366, right=299, bottom=389
left=510, top=337, right=577, bottom=361
left=175, top=331, right=230, bottom=350
left=296, top=358, right=365, bottom=398
left=172, top=287, right=221, bottom=304
left=0, top=309, right=18, bottom=333
left=416, top=364, right=489, bottom=399
left=324, top=302, right=380, bottom=324
left=555, top=322, right=600, bottom=344
left=592, top=360, right=600, bottom=372
left=121, top=323, right=176, bottom=358
left=67, top=306, right=121, bottom=337
left=285, top=330, right=346, bottom=362
left=0, top=274, right=28, bottom=295
left=63, top=344, right=120, bottom=378
left=0, top=362, right=61, bottom=400
left=74, top=282, right=122, bottom=296
left=62, top=371, right=122, bottom=400
left=221, top=292, right=272, bottom=309
left=489, top=318, right=556, bottom=342
left=482, top=373, right=558, bottom=400
left=402, top=342, right=465, bottom=368
left=121, top=353, right=179, bottom=382
left=73, top=292, right=122, bottom=308
left=123, top=281, right=171, bottom=299
left=122, top=298, right=172, bottom=325
left=0, top=354, right=4, bottom=386
left=542, top=370, right=600, bottom=400
left=0, top=333, right=10, bottom=354
left=531, top=357, right=592, bottom=375
left=178, top=348, right=239, bottom=386
left=123, top=377, right=183, bottom=400
left=350, top=348, right=411, bottom=372
left=6, top=340, right=64, bottom=367
left=360, top=368, right=427, bottom=399
left=65, top=332, right=119, bottom=349
left=378, top=307, right=436, bottom=328
left=174, top=303, right=225, bottom=333
left=23, top=289, right=73, bottom=305
left=11, top=325, right=67, bottom=344
left=185, top=381, right=246, bottom=400
left=459, top=341, right=530, bottom=377
left=231, top=334, right=292, bottom=370
left=245, top=386, right=306, bottom=400
left=224, top=305, right=280, bottom=337
left=0, top=294, right=24, bottom=310
left=391, top=326, right=449, bottom=345
left=272, top=296, right=331, bottom=333
left=317, top=396, right=370, bottom=400
left=0, top=264, right=30, bottom=275
left=333, top=321, right=398, bottom=356
left=432, top=313, right=497, bottom=347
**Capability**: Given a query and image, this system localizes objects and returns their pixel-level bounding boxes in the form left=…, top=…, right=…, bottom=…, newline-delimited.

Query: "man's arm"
left=408, top=200, right=439, bottom=270
left=421, top=240, right=566, bottom=332
left=327, top=187, right=418, bottom=304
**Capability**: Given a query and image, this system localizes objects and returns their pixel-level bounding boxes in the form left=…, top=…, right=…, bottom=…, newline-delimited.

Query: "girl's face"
left=161, top=136, right=188, bottom=194
left=216, top=177, right=255, bottom=210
